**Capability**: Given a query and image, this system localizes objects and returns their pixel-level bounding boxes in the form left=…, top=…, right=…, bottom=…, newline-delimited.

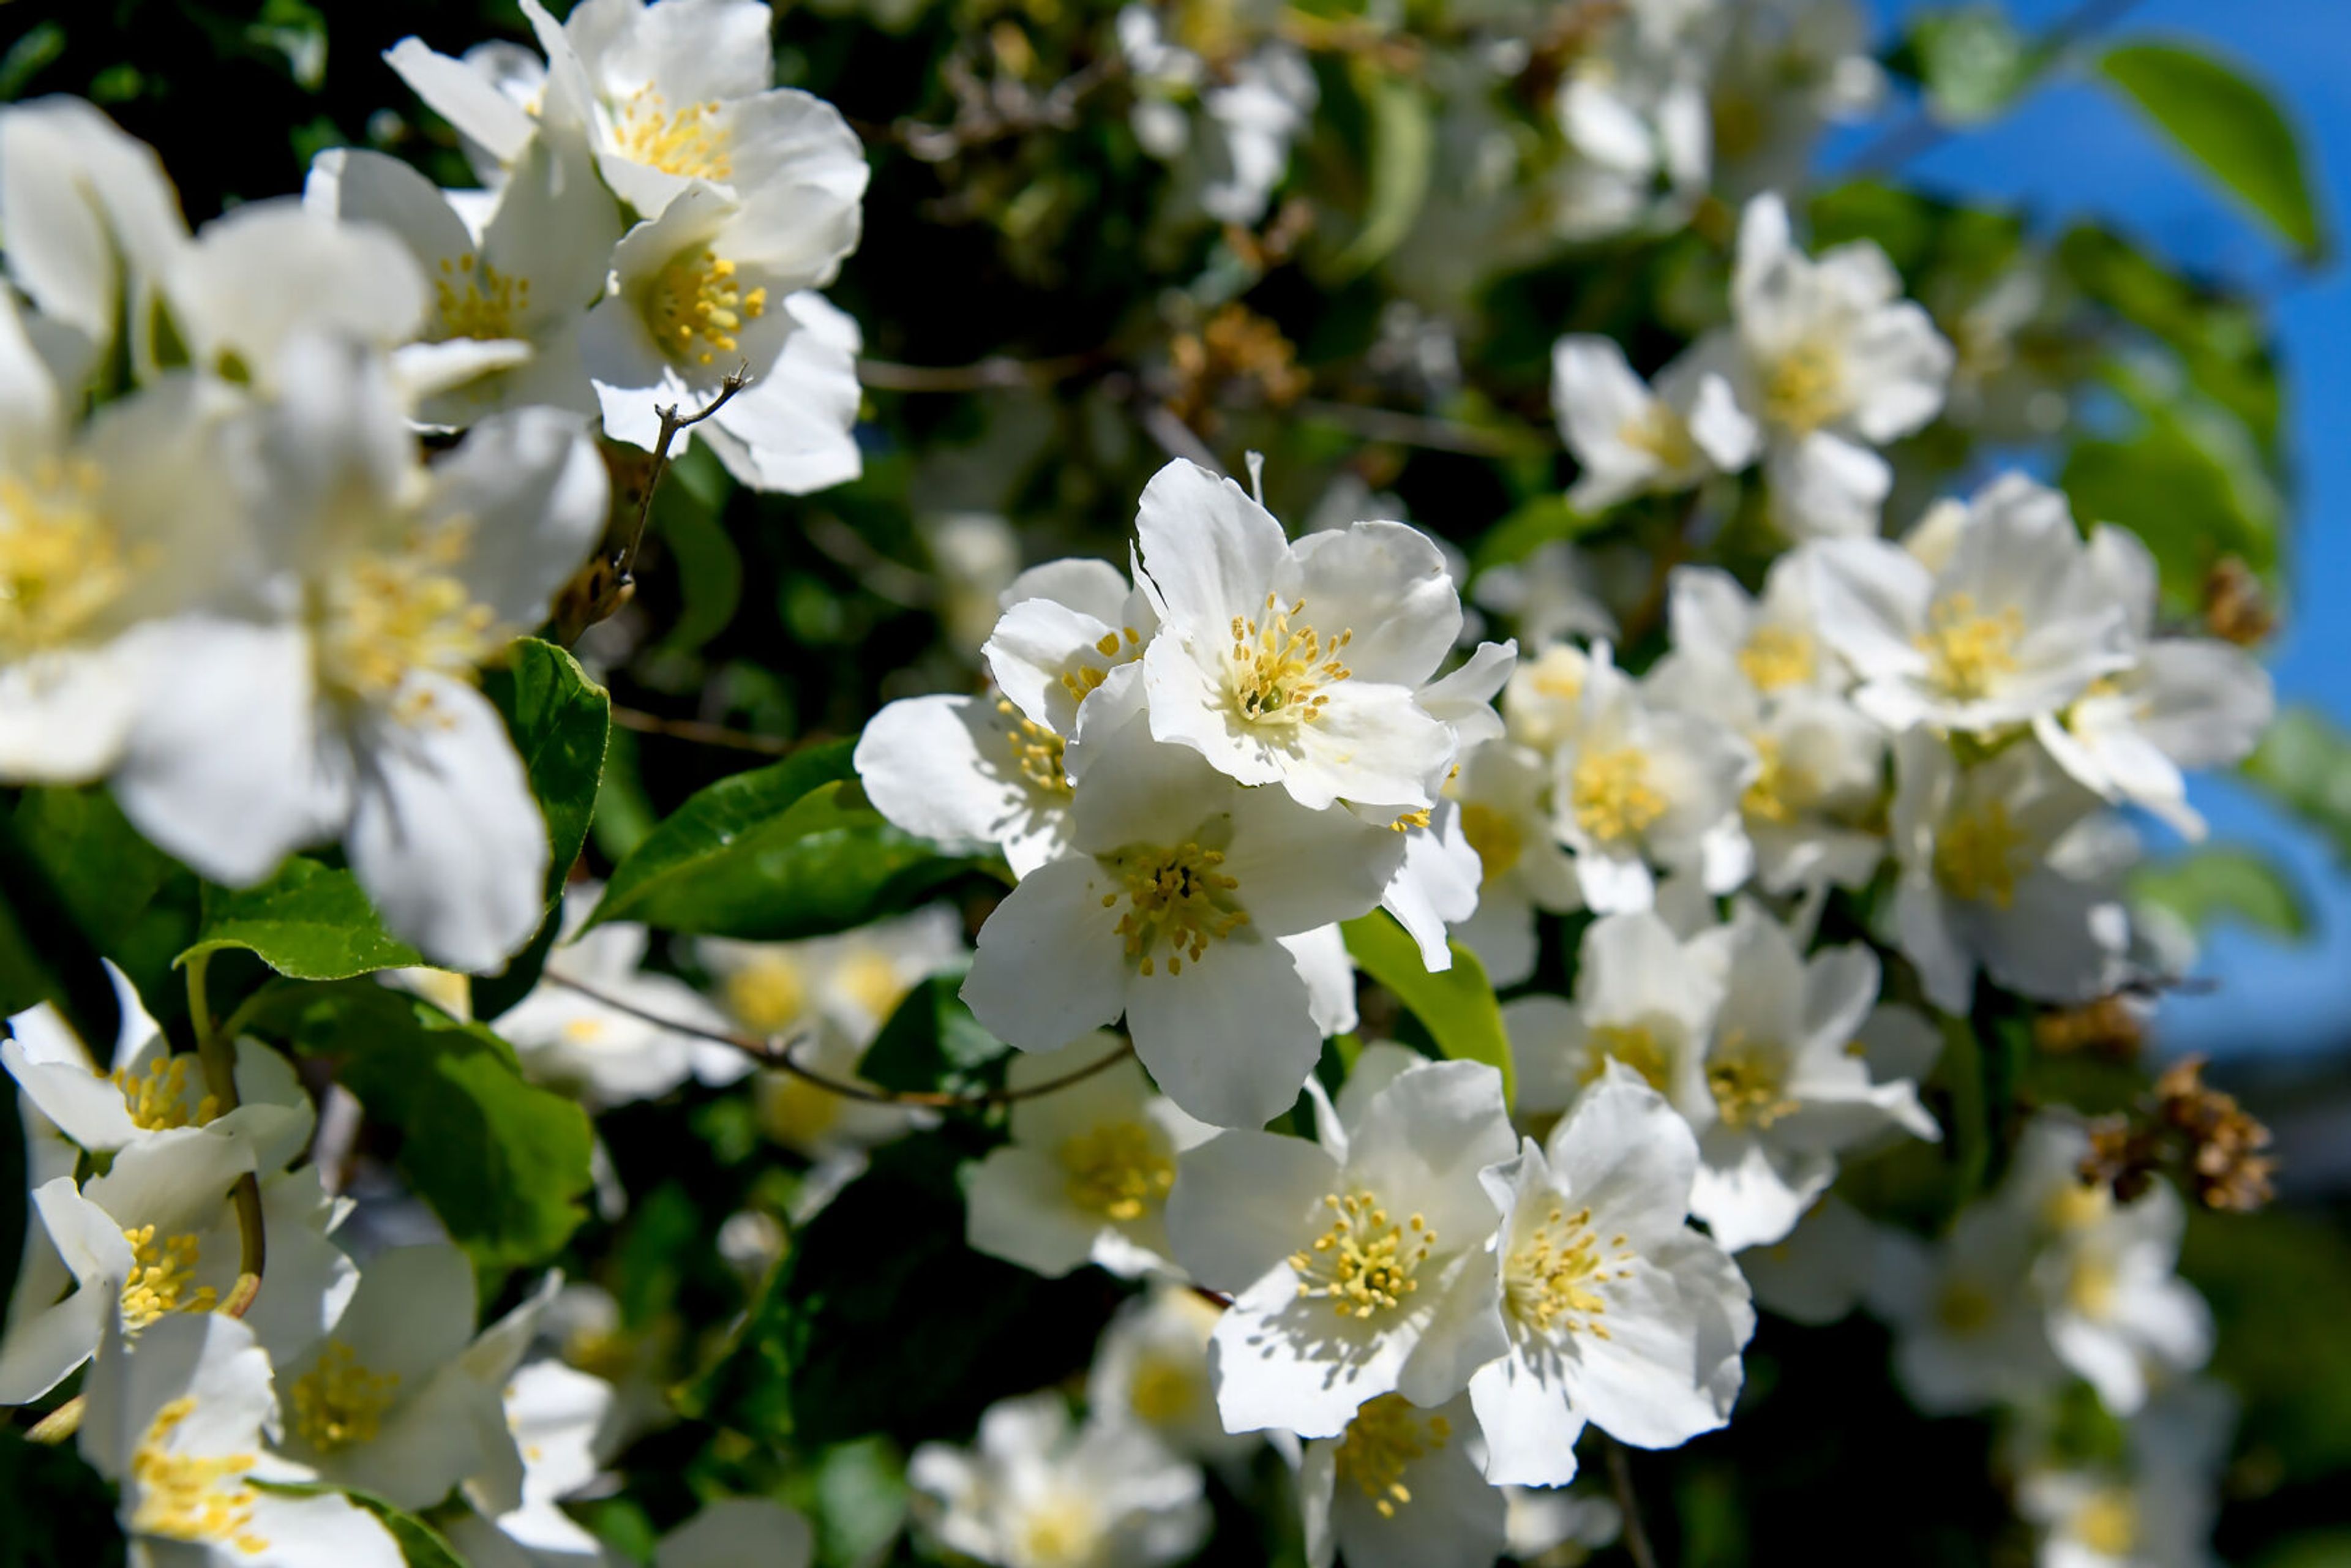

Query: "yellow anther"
left=1288, top=1191, right=1434, bottom=1321
left=1917, top=591, right=2023, bottom=702
left=1582, top=1022, right=1672, bottom=1094
left=2066, top=1252, right=2119, bottom=1320
left=834, top=948, right=910, bottom=1022
left=313, top=527, right=506, bottom=707
left=1333, top=1395, right=1451, bottom=1519
left=1228, top=595, right=1351, bottom=725
left=1390, top=808, right=1432, bottom=832
left=1706, top=1032, right=1799, bottom=1130
left=996, top=698, right=1073, bottom=798
left=1458, top=801, right=1523, bottom=880
left=1058, top=1120, right=1175, bottom=1221
left=130, top=1398, right=268, bottom=1552
left=2042, top=1179, right=2112, bottom=1235
left=1010, top=1495, right=1097, bottom=1568
left=0, top=460, right=137, bottom=659
left=647, top=245, right=767, bottom=367
left=724, top=955, right=808, bottom=1035
left=289, top=1340, right=402, bottom=1454
left=433, top=258, right=529, bottom=342
left=1108, top=840, right=1247, bottom=973
left=613, top=90, right=733, bottom=180
left=1570, top=746, right=1667, bottom=844
left=1739, top=625, right=1816, bottom=692
left=1742, top=732, right=1810, bottom=827
left=111, top=1055, right=221, bottom=1132
left=2074, top=1488, right=2140, bottom=1557
left=1617, top=401, right=1697, bottom=470
left=1504, top=1202, right=1621, bottom=1334
left=1760, top=338, right=1847, bottom=435
left=1125, top=1350, right=1202, bottom=1427
left=1933, top=799, right=2030, bottom=908
left=119, top=1226, right=216, bottom=1332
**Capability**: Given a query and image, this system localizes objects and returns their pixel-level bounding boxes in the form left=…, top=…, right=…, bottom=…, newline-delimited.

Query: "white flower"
left=1736, top=1194, right=1879, bottom=1325
left=0, top=1135, right=356, bottom=1404
left=907, top=1393, right=1210, bottom=1568
left=108, top=337, right=608, bottom=972
left=579, top=183, right=863, bottom=493
left=448, top=1358, right=618, bottom=1567
left=962, top=694, right=1403, bottom=1129
left=855, top=689, right=1081, bottom=876
left=1869, top=1202, right=2065, bottom=1415
left=1546, top=645, right=1755, bottom=912
left=1810, top=476, right=2133, bottom=734
left=1688, top=906, right=1936, bottom=1250
left=1445, top=739, right=1581, bottom=987
left=1374, top=802, right=1486, bottom=975
left=1548, top=13, right=1713, bottom=242
left=1297, top=1392, right=1507, bottom=1568
left=1667, top=557, right=1849, bottom=700
left=1710, top=0, right=1885, bottom=200
left=2018, top=1380, right=2233, bottom=1568
left=1551, top=335, right=1756, bottom=511
left=78, top=1311, right=402, bottom=1568
left=2033, top=523, right=2274, bottom=838
left=1704, top=192, right=1954, bottom=538
left=1132, top=459, right=1469, bottom=812
left=304, top=131, right=619, bottom=429
left=1888, top=730, right=2130, bottom=1014
left=964, top=1040, right=1212, bottom=1279
left=1470, top=1067, right=1753, bottom=1487
left=1504, top=1484, right=1623, bottom=1564
left=1472, top=543, right=1620, bottom=654
left=1198, top=43, right=1318, bottom=227
left=654, top=1499, right=814, bottom=1568
left=1168, top=1058, right=1514, bottom=1437
left=984, top=554, right=1159, bottom=748
left=1088, top=1284, right=1258, bottom=1465
left=1509, top=909, right=1725, bottom=1119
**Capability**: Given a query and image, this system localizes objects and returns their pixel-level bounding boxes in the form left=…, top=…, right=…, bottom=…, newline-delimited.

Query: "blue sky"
left=1842, top=0, right=2351, bottom=1056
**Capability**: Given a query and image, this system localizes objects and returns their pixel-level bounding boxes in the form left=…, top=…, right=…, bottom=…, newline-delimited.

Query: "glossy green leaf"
left=251, top=981, right=593, bottom=1271
left=2133, top=846, right=2310, bottom=939
left=1341, top=910, right=1513, bottom=1106
left=484, top=636, right=612, bottom=906
left=1469, top=493, right=1605, bottom=576
left=2099, top=42, right=2324, bottom=258
left=588, top=739, right=964, bottom=939
left=181, top=857, right=424, bottom=980
left=860, top=971, right=1008, bottom=1095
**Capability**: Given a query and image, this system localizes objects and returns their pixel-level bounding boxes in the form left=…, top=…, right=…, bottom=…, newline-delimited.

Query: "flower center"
left=1933, top=799, right=2030, bottom=908
left=647, top=246, right=767, bottom=367
left=1333, top=1395, right=1450, bottom=1520
left=130, top=1398, right=268, bottom=1553
left=1504, top=1203, right=1629, bottom=1336
left=1059, top=1120, right=1175, bottom=1221
left=2074, top=1488, right=2139, bottom=1556
left=313, top=530, right=506, bottom=707
left=1918, top=592, right=2023, bottom=702
left=1106, top=839, right=1247, bottom=977
left=1582, top=1021, right=1673, bottom=1094
left=290, top=1340, right=402, bottom=1454
left=996, top=697, right=1073, bottom=798
left=1739, top=625, right=1816, bottom=691
left=1706, top=1033, right=1799, bottom=1130
left=1011, top=1493, right=1099, bottom=1568
left=1055, top=627, right=1144, bottom=711
left=1125, top=1350, right=1204, bottom=1427
left=112, top=1055, right=220, bottom=1133
left=1458, top=801, right=1523, bottom=881
left=834, top=950, right=910, bottom=1021
left=613, top=90, right=733, bottom=181
left=433, top=253, right=531, bottom=342
left=724, top=956, right=808, bottom=1036
left=2042, top=1179, right=2112, bottom=1234
left=120, top=1226, right=216, bottom=1331
left=1570, top=746, right=1666, bottom=844
left=1228, top=594, right=1352, bottom=726
left=1761, top=338, right=1847, bottom=435
left=1618, top=402, right=1697, bottom=470
left=0, top=461, right=135, bottom=660
left=757, top=1071, right=845, bottom=1148
left=2065, top=1251, right=2118, bottom=1321
left=1288, top=1190, right=1434, bottom=1321
left=1933, top=1278, right=1994, bottom=1335
left=1742, top=732, right=1812, bottom=827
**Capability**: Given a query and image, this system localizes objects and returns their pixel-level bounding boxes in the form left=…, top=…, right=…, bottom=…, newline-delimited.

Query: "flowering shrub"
left=0, top=2, right=2342, bottom=1566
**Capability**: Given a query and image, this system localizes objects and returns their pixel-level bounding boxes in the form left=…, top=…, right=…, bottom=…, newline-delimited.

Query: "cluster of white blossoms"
left=0, top=0, right=866, bottom=973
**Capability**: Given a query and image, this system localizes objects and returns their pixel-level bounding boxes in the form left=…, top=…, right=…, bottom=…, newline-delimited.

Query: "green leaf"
left=1900, top=6, right=2039, bottom=124
left=484, top=637, right=612, bottom=907
left=2132, top=847, right=2309, bottom=940
left=2098, top=42, right=2325, bottom=258
left=1331, top=64, right=1432, bottom=278
left=0, top=792, right=178, bottom=1043
left=181, top=858, right=425, bottom=980
left=588, top=739, right=964, bottom=939
left=860, top=972, right=1008, bottom=1095
left=251, top=981, right=593, bottom=1271
left=2244, top=707, right=2351, bottom=861
left=1341, top=911, right=1513, bottom=1106
left=1469, top=493, right=1604, bottom=576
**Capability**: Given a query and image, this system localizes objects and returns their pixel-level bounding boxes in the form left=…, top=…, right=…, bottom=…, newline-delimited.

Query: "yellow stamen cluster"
left=112, top=1055, right=220, bottom=1132
left=1011, top=1495, right=1097, bottom=1568
left=613, top=91, right=733, bottom=181
left=1571, top=745, right=1667, bottom=845
left=1582, top=1022, right=1672, bottom=1094
left=1458, top=801, right=1523, bottom=881
left=1918, top=592, right=2023, bottom=702
left=433, top=253, right=531, bottom=342
left=0, top=460, right=133, bottom=659
left=1503, top=1204, right=1630, bottom=1336
left=1105, top=841, right=1247, bottom=977
left=834, top=949, right=910, bottom=1021
left=1618, top=402, right=1697, bottom=470
left=1333, top=1395, right=1449, bottom=1519
left=130, top=1398, right=268, bottom=1552
left=648, top=246, right=767, bottom=367
left=314, top=528, right=504, bottom=706
left=1125, top=1350, right=1203, bottom=1427
left=1935, top=1278, right=1995, bottom=1334
left=1933, top=800, right=2030, bottom=908
left=996, top=697, right=1073, bottom=798
left=1742, top=732, right=1801, bottom=826
left=1057, top=627, right=1142, bottom=709
left=1059, top=1120, right=1176, bottom=1221
left=2066, top=1251, right=2119, bottom=1320
left=1229, top=594, right=1351, bottom=725
left=289, top=1340, right=402, bottom=1454
left=1739, top=625, right=1817, bottom=692
left=2042, top=1179, right=2113, bottom=1235
left=1706, top=1034, right=1799, bottom=1130
left=121, top=1226, right=216, bottom=1331
left=1761, top=339, right=1847, bottom=435
left=1289, top=1191, right=1434, bottom=1321
left=724, top=955, right=808, bottom=1036
left=2074, top=1488, right=2140, bottom=1557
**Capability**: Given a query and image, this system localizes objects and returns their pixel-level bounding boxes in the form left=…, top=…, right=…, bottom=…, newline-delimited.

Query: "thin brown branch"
left=544, top=970, right=1136, bottom=1108
left=624, top=365, right=753, bottom=571
left=1607, top=1437, right=1660, bottom=1568
left=1296, top=398, right=1548, bottom=459
left=858, top=353, right=1098, bottom=393
left=880, top=53, right=1127, bottom=163
left=610, top=707, right=798, bottom=757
